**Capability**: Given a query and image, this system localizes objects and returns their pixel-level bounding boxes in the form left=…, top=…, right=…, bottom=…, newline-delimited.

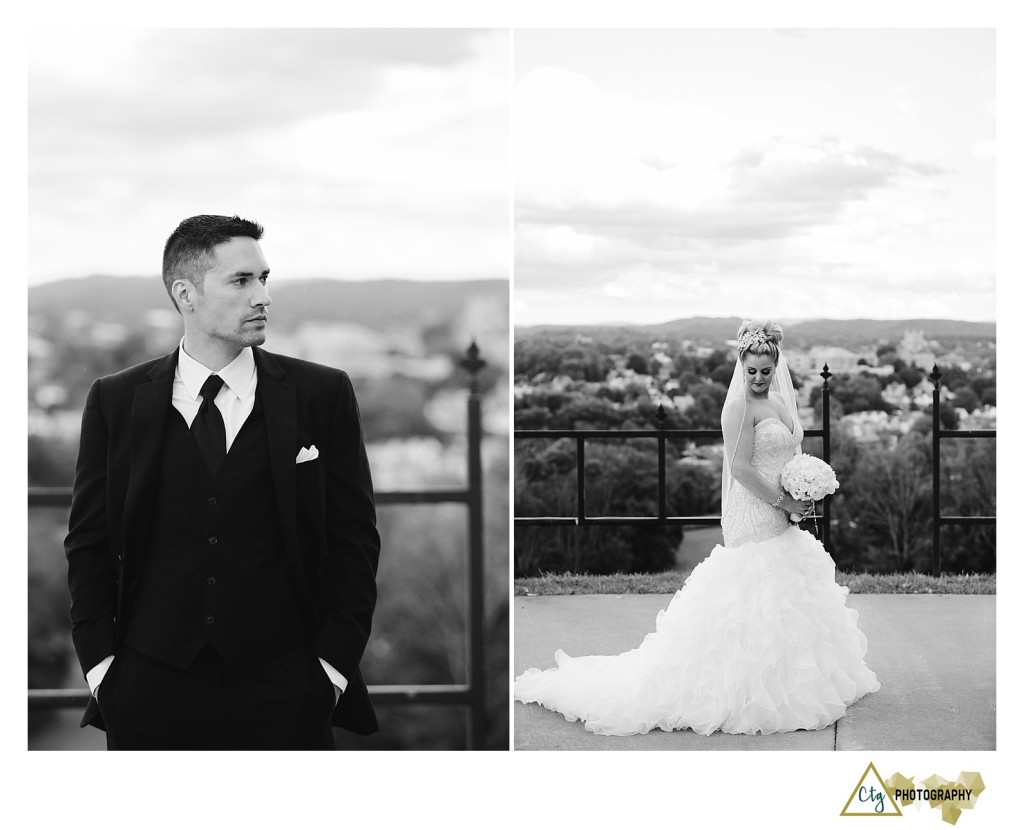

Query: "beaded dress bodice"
left=721, top=417, right=804, bottom=547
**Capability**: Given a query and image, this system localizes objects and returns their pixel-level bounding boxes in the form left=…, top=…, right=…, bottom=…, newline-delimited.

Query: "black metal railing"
left=929, top=365, right=996, bottom=576
left=515, top=365, right=836, bottom=552
left=28, top=342, right=489, bottom=750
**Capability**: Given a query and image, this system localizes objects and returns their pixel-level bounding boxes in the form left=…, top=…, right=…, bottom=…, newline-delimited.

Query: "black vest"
left=122, top=392, right=308, bottom=670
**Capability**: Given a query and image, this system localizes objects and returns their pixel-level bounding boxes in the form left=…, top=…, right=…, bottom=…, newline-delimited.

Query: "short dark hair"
left=162, top=214, right=264, bottom=311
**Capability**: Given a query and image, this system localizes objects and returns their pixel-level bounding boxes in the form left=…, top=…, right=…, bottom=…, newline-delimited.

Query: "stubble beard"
left=238, top=311, right=269, bottom=346
left=214, top=322, right=267, bottom=351
left=239, top=328, right=267, bottom=348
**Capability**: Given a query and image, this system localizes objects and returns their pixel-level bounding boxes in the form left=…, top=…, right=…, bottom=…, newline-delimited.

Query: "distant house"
left=937, top=351, right=973, bottom=372
left=840, top=410, right=915, bottom=450
left=651, top=350, right=675, bottom=380
left=898, top=330, right=937, bottom=369
left=959, top=407, right=997, bottom=430
left=672, top=394, right=695, bottom=412
left=809, top=346, right=862, bottom=374
left=786, top=350, right=814, bottom=374
left=859, top=365, right=895, bottom=379
left=881, top=382, right=910, bottom=410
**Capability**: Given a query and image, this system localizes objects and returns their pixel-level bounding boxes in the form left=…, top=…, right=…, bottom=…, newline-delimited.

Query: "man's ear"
left=172, top=278, right=198, bottom=313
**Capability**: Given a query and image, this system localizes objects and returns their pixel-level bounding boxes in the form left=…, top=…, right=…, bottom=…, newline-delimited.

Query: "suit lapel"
left=123, top=350, right=177, bottom=565
left=254, top=348, right=304, bottom=589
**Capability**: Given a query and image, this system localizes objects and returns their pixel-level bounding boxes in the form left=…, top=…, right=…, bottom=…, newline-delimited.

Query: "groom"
left=65, top=214, right=381, bottom=749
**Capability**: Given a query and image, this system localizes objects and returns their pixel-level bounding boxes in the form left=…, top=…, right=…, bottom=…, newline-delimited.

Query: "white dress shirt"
left=87, top=341, right=345, bottom=701
left=173, top=338, right=258, bottom=441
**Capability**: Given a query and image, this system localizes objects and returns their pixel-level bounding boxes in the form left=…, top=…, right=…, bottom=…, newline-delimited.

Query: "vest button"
left=207, top=576, right=217, bottom=586
left=207, top=496, right=217, bottom=506
left=208, top=536, right=218, bottom=545
left=206, top=615, right=215, bottom=624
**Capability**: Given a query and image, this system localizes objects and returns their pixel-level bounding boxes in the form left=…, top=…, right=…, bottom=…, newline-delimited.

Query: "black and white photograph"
left=512, top=28, right=995, bottom=753
left=27, top=27, right=510, bottom=751
left=10, top=7, right=1020, bottom=827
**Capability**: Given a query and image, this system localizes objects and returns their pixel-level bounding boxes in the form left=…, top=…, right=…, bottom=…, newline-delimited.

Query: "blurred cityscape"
left=514, top=317, right=995, bottom=578
left=28, top=275, right=509, bottom=750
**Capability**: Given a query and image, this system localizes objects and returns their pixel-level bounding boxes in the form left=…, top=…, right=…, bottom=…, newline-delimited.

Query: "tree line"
left=514, top=333, right=995, bottom=577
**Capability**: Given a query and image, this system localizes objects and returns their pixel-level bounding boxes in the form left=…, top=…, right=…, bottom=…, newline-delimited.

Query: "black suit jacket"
left=65, top=347, right=381, bottom=735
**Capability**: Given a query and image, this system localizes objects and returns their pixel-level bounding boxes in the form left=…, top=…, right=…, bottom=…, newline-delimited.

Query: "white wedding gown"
left=514, top=417, right=880, bottom=736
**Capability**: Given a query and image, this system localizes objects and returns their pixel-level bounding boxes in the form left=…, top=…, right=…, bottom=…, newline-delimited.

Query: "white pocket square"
left=296, top=445, right=319, bottom=463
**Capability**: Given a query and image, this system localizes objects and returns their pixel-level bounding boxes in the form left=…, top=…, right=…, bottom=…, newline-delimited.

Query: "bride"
left=513, top=320, right=880, bottom=736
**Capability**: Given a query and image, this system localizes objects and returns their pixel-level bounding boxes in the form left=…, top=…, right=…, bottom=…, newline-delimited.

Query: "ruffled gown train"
left=513, top=417, right=880, bottom=736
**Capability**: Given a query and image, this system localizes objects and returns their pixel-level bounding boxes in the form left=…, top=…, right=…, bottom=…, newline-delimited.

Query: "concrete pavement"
left=513, top=594, right=995, bottom=751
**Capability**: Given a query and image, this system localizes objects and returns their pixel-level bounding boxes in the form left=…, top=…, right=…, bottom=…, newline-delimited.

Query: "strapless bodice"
left=721, top=417, right=803, bottom=547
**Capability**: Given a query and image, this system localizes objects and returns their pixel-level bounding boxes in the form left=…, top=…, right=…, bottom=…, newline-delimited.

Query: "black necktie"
left=192, top=374, right=226, bottom=474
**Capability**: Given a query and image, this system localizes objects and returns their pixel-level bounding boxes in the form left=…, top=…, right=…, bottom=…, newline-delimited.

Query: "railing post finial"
left=461, top=340, right=487, bottom=393
left=929, top=364, right=942, bottom=387
left=655, top=403, right=667, bottom=429
left=820, top=363, right=832, bottom=389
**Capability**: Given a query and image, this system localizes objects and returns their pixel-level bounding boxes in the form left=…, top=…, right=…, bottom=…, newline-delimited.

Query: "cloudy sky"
left=514, top=29, right=995, bottom=325
left=28, top=28, right=508, bottom=284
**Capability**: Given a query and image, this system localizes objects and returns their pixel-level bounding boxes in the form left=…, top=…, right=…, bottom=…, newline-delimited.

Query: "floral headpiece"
left=737, top=329, right=770, bottom=352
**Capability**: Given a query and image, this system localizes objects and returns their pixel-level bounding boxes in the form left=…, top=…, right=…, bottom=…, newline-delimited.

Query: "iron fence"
left=929, top=365, right=996, bottom=576
left=516, top=362, right=996, bottom=575
left=515, top=365, right=836, bottom=552
left=28, top=342, right=489, bottom=750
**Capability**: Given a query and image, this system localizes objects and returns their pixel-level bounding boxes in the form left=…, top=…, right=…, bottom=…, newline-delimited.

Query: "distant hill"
left=782, top=318, right=995, bottom=349
left=518, top=317, right=742, bottom=343
left=517, top=316, right=995, bottom=349
left=29, top=275, right=508, bottom=331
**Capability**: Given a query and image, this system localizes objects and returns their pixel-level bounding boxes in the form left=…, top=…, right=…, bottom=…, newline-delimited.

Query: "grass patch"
left=515, top=570, right=995, bottom=596
left=837, top=571, right=995, bottom=595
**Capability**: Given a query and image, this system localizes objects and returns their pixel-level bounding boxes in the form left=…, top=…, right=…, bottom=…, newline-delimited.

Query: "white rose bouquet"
left=779, top=454, right=840, bottom=526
